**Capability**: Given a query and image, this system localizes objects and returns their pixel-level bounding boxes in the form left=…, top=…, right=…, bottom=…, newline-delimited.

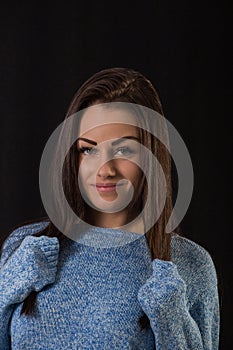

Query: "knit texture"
left=0, top=222, right=219, bottom=349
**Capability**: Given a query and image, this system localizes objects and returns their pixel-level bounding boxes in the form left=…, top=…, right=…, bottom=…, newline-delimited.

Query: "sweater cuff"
left=137, top=259, right=187, bottom=319
left=151, top=259, right=181, bottom=279
left=37, top=237, right=60, bottom=265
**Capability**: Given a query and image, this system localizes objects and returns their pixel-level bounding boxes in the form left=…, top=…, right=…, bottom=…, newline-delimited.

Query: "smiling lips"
left=91, top=183, right=124, bottom=192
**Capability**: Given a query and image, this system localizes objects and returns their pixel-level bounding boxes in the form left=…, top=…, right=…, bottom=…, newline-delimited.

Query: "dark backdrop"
left=0, top=2, right=231, bottom=348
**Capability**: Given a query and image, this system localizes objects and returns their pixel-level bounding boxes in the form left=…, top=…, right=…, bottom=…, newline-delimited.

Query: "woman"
left=0, top=67, right=220, bottom=349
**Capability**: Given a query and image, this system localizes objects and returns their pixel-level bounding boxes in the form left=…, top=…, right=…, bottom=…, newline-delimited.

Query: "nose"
left=97, top=159, right=116, bottom=178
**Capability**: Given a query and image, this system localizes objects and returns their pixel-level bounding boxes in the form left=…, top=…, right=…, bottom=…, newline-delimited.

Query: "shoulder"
left=171, top=233, right=218, bottom=297
left=1, top=221, right=49, bottom=266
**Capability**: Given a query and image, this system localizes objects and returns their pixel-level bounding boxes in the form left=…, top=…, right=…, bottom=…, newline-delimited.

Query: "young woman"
left=0, top=67, right=220, bottom=349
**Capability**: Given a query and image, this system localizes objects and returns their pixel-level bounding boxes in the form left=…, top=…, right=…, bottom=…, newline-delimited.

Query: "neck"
left=85, top=207, right=129, bottom=228
left=84, top=205, right=145, bottom=234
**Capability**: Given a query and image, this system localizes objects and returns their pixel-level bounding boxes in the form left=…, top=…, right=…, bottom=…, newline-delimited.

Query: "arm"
left=138, top=259, right=219, bottom=350
left=0, top=235, right=59, bottom=350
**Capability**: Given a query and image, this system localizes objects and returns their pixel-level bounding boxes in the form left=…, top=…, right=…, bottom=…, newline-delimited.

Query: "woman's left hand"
left=138, top=259, right=187, bottom=318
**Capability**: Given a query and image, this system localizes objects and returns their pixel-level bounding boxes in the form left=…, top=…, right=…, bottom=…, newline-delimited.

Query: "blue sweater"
left=0, top=222, right=219, bottom=349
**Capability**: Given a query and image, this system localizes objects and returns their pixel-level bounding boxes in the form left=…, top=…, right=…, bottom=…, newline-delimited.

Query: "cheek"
left=121, top=162, right=143, bottom=183
left=78, top=160, right=89, bottom=181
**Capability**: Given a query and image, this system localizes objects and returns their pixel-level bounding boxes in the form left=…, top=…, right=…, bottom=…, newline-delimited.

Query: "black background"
left=0, top=2, right=232, bottom=348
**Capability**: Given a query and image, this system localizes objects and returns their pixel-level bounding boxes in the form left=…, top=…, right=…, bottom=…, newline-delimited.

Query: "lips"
left=95, top=183, right=118, bottom=187
left=91, top=183, right=124, bottom=193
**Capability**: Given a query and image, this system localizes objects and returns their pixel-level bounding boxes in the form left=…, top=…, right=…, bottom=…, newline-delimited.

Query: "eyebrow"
left=77, top=136, right=140, bottom=146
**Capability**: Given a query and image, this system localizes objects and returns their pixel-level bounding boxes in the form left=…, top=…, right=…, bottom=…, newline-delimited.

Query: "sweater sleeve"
left=0, top=228, right=59, bottom=350
left=137, top=257, right=220, bottom=350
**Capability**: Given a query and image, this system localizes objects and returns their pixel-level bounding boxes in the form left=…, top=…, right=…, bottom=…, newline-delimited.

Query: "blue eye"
left=78, top=146, right=134, bottom=157
left=115, top=147, right=133, bottom=156
left=78, top=147, right=98, bottom=155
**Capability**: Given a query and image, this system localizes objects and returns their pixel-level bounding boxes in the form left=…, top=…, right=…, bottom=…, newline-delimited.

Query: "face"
left=77, top=105, right=143, bottom=214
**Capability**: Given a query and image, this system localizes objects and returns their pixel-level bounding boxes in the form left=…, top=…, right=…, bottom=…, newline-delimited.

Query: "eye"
left=115, top=146, right=133, bottom=156
left=78, top=147, right=98, bottom=156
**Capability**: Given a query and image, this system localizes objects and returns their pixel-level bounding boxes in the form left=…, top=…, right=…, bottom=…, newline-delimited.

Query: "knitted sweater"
left=0, top=222, right=219, bottom=350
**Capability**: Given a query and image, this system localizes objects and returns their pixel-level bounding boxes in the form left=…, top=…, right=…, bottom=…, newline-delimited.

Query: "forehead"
left=78, top=104, right=138, bottom=139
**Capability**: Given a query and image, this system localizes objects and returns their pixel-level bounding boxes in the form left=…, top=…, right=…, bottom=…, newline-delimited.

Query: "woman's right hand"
left=0, top=235, right=59, bottom=305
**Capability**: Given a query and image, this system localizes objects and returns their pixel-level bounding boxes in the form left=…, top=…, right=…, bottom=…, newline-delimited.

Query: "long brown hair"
left=1, top=67, right=180, bottom=329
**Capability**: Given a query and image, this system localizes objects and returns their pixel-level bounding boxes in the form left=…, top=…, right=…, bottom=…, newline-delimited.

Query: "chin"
left=88, top=198, right=129, bottom=213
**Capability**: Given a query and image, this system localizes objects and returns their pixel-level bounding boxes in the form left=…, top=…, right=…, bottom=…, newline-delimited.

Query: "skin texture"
left=77, top=105, right=143, bottom=228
